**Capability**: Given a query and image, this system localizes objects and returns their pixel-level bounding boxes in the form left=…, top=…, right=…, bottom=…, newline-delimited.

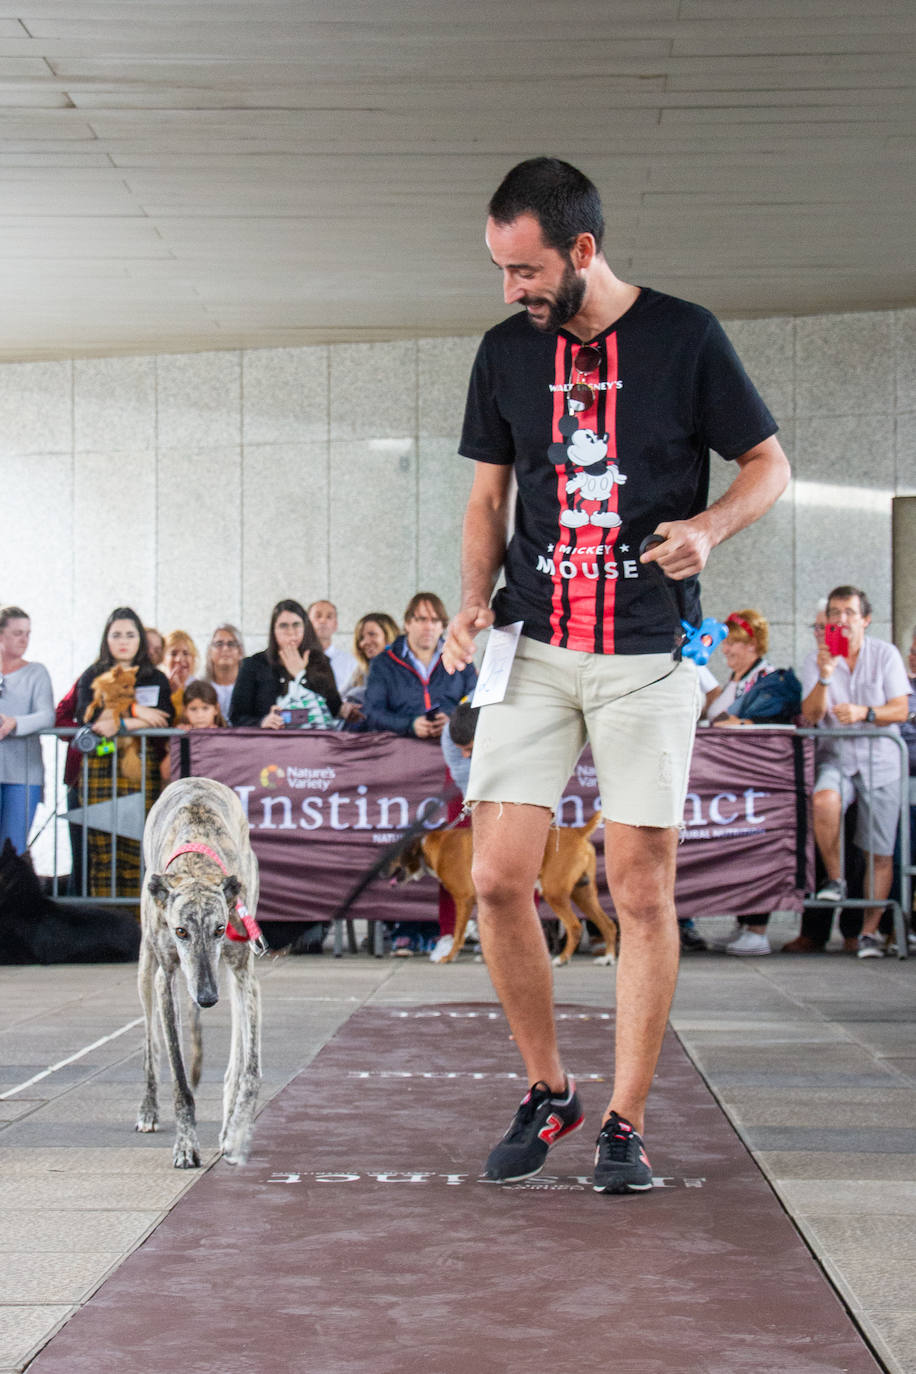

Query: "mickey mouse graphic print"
left=459, top=287, right=777, bottom=656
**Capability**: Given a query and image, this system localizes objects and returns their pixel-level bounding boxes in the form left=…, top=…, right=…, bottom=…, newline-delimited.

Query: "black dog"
left=0, top=839, right=141, bottom=964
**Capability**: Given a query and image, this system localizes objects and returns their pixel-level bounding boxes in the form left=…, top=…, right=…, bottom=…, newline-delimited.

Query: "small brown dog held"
left=85, top=663, right=143, bottom=783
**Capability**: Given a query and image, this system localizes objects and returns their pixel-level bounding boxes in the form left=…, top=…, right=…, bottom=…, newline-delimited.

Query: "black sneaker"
left=593, top=1112, right=653, bottom=1193
left=484, top=1077, right=584, bottom=1182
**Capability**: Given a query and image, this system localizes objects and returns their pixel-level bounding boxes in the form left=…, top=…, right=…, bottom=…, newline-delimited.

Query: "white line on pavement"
left=0, top=1016, right=145, bottom=1100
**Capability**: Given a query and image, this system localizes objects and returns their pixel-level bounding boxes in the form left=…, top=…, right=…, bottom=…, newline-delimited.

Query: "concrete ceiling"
left=0, top=0, right=913, bottom=360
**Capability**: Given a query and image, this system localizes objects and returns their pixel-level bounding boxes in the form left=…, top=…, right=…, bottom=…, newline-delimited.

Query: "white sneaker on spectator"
left=429, top=934, right=454, bottom=963
left=815, top=878, right=847, bottom=902
left=726, top=929, right=771, bottom=957
left=857, top=933, right=884, bottom=959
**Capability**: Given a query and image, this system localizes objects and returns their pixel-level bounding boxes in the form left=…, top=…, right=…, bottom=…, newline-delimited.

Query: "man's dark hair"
left=488, top=157, right=605, bottom=255
left=827, top=585, right=872, bottom=619
left=403, top=591, right=448, bottom=625
left=449, top=697, right=479, bottom=748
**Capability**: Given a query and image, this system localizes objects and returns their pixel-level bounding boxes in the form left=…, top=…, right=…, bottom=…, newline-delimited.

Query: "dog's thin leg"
left=571, top=878, right=619, bottom=966
left=541, top=890, right=583, bottom=967
left=155, top=964, right=201, bottom=1168
left=188, top=1001, right=203, bottom=1091
left=135, top=937, right=160, bottom=1132
left=220, top=950, right=261, bottom=1165
left=571, top=848, right=619, bottom=965
left=221, top=963, right=242, bottom=1143
left=443, top=896, right=475, bottom=962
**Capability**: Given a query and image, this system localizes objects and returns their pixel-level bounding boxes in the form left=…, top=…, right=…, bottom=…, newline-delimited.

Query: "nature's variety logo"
left=576, top=761, right=597, bottom=789
left=259, top=764, right=285, bottom=789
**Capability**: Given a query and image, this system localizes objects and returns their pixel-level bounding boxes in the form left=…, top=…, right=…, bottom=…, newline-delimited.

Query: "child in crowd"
left=161, top=680, right=226, bottom=782
left=441, top=696, right=479, bottom=799
left=180, top=680, right=227, bottom=730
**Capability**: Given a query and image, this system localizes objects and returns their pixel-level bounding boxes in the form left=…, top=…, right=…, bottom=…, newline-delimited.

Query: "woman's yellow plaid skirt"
left=81, top=742, right=163, bottom=902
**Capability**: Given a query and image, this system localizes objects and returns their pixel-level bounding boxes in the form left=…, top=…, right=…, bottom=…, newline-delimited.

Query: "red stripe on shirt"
left=549, top=336, right=621, bottom=652
left=549, top=338, right=572, bottom=644
left=599, top=332, right=621, bottom=654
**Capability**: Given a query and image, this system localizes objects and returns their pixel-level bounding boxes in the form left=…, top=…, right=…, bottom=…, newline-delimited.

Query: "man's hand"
left=338, top=700, right=363, bottom=722
left=816, top=644, right=838, bottom=680
left=413, top=712, right=447, bottom=739
left=443, top=604, right=494, bottom=673
left=833, top=702, right=868, bottom=726
left=639, top=520, right=714, bottom=580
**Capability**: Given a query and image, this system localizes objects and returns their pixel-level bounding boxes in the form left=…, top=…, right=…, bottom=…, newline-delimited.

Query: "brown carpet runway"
left=27, top=1005, right=879, bottom=1374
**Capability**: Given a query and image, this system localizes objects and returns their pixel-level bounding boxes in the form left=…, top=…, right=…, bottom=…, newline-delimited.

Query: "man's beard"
left=521, top=257, right=586, bottom=332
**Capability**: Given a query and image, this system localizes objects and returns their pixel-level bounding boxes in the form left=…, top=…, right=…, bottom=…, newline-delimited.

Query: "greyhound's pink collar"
left=164, top=842, right=265, bottom=950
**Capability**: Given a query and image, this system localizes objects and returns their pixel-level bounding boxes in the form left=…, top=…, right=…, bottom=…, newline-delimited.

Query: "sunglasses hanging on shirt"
left=567, top=343, right=603, bottom=415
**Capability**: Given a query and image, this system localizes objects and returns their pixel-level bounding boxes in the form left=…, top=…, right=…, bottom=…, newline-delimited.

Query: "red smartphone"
left=824, top=623, right=849, bottom=658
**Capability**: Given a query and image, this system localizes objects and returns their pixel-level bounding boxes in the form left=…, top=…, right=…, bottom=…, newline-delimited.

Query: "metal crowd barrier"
left=21, top=724, right=915, bottom=958
left=25, top=726, right=183, bottom=904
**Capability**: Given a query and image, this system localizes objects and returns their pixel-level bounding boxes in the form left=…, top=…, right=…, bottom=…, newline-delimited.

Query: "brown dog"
left=84, top=664, right=142, bottom=784
left=393, top=813, right=618, bottom=966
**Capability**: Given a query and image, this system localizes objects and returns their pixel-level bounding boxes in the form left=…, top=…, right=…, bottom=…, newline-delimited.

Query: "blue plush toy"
left=680, top=617, right=727, bottom=666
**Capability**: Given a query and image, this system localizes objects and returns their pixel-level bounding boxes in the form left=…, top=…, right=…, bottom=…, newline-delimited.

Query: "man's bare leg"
left=813, top=789, right=844, bottom=879
left=602, top=822, right=680, bottom=1135
left=471, top=800, right=564, bottom=1092
left=860, top=852, right=894, bottom=937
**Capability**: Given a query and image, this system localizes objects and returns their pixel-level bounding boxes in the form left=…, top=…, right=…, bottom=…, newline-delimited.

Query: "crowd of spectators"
left=1, top=584, right=913, bottom=960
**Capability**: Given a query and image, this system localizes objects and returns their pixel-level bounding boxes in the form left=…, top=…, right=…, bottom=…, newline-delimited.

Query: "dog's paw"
left=172, top=1137, right=202, bottom=1169
left=135, top=1111, right=158, bottom=1133
left=551, top=953, right=571, bottom=967
left=220, top=1125, right=253, bottom=1166
left=592, top=952, right=616, bottom=966
left=221, top=1142, right=251, bottom=1167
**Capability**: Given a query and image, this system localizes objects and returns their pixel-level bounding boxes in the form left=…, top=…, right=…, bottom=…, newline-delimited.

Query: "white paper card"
left=134, top=686, right=160, bottom=707
left=471, top=621, right=523, bottom=708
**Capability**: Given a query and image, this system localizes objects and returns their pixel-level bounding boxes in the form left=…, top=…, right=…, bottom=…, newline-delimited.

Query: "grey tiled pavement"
left=0, top=914, right=914, bottom=1373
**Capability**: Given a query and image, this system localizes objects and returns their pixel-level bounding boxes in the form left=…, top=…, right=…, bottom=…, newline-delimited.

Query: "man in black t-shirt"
left=443, top=157, right=790, bottom=1193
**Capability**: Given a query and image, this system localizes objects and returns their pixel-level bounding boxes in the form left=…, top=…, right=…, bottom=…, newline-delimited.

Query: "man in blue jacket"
left=365, top=592, right=477, bottom=737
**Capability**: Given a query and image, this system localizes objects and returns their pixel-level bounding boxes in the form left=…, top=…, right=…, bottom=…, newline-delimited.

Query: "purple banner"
left=176, top=730, right=461, bottom=924
left=175, top=727, right=813, bottom=923
left=571, top=729, right=815, bottom=918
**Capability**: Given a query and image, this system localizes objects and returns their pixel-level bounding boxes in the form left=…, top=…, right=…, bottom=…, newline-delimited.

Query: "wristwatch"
left=865, top=707, right=877, bottom=724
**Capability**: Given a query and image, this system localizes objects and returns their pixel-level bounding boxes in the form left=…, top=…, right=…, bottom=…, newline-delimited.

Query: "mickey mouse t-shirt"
left=459, top=288, right=778, bottom=656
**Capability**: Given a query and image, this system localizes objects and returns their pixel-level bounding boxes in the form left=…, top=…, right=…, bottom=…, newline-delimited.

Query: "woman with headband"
left=706, top=609, right=773, bottom=725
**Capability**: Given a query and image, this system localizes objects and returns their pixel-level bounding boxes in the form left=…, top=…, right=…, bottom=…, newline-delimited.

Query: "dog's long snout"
left=192, top=955, right=220, bottom=1009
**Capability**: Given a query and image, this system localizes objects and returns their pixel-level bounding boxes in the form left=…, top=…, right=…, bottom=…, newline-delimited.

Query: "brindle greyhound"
left=135, top=777, right=264, bottom=1168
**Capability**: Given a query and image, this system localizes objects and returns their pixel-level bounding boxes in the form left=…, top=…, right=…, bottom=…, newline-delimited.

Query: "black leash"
left=328, top=791, right=459, bottom=923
